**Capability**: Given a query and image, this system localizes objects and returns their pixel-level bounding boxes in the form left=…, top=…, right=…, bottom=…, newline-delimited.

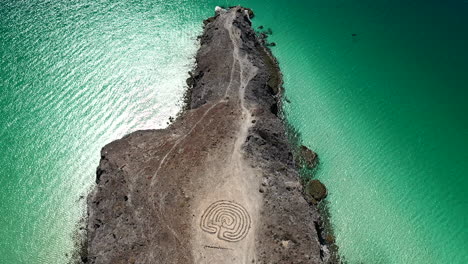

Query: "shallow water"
left=0, top=0, right=466, bottom=263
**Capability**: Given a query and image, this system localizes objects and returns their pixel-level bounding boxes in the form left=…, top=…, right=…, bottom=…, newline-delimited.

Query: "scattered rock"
left=251, top=108, right=264, bottom=116
left=244, top=7, right=254, bottom=18
left=305, top=179, right=327, bottom=203
left=203, top=16, right=216, bottom=26
left=297, top=145, right=318, bottom=168
left=280, top=240, right=291, bottom=248
left=325, top=233, right=336, bottom=244
left=284, top=181, right=301, bottom=191
left=186, top=71, right=194, bottom=87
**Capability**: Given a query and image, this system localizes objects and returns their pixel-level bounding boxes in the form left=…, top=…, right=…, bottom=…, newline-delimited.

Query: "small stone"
left=244, top=8, right=254, bottom=18
left=325, top=233, right=336, bottom=244
left=281, top=240, right=290, bottom=248
left=203, top=16, right=216, bottom=26
left=215, top=6, right=226, bottom=14
left=284, top=181, right=300, bottom=191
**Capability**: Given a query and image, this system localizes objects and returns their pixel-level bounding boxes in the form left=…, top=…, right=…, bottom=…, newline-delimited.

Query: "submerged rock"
left=305, top=179, right=328, bottom=204
left=297, top=145, right=319, bottom=168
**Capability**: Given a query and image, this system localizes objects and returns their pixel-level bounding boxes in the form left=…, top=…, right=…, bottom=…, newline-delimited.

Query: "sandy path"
left=190, top=11, right=262, bottom=264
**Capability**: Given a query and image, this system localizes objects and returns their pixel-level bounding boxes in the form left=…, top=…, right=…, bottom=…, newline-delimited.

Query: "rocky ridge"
left=85, top=6, right=329, bottom=264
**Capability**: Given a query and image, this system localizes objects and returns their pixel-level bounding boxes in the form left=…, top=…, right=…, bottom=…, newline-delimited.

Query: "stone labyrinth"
left=200, top=200, right=251, bottom=242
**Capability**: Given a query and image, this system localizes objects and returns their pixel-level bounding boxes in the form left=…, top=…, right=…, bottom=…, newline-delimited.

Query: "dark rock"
left=297, top=145, right=319, bottom=168
left=325, top=233, right=336, bottom=244
left=95, top=167, right=104, bottom=184
left=270, top=103, right=278, bottom=116
left=245, top=7, right=254, bottom=18
left=203, top=15, right=217, bottom=26
left=186, top=71, right=194, bottom=87
left=305, top=179, right=327, bottom=203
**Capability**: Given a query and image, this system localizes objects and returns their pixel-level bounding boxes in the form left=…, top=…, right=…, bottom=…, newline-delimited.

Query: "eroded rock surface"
left=305, top=179, right=328, bottom=204
left=86, top=6, right=325, bottom=264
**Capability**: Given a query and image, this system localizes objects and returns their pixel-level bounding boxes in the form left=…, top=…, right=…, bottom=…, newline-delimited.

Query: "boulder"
left=298, top=145, right=318, bottom=168
left=305, top=179, right=327, bottom=203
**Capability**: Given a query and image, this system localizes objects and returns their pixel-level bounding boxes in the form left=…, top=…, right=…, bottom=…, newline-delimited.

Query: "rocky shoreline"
left=83, top=6, right=333, bottom=263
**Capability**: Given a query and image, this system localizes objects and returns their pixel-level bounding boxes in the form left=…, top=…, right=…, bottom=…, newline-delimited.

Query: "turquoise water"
left=1, top=1, right=201, bottom=262
left=1, top=0, right=466, bottom=263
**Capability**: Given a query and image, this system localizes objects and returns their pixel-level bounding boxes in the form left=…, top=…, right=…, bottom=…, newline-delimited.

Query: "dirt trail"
left=191, top=10, right=262, bottom=264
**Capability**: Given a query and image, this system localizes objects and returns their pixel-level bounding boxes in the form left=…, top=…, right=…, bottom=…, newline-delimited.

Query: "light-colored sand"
left=191, top=11, right=262, bottom=264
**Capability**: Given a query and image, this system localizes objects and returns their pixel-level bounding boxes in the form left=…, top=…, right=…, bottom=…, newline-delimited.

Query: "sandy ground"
left=190, top=10, right=262, bottom=263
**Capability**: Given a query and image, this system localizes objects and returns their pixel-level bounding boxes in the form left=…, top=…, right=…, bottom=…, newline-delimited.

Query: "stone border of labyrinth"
left=200, top=200, right=251, bottom=242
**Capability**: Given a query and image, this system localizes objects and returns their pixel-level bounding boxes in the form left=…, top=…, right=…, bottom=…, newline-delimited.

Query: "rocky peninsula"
left=84, top=6, right=329, bottom=263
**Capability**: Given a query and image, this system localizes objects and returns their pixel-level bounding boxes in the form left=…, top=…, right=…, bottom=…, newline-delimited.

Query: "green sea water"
left=0, top=0, right=466, bottom=263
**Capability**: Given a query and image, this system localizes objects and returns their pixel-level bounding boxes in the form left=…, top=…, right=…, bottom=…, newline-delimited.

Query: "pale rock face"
left=215, top=6, right=226, bottom=14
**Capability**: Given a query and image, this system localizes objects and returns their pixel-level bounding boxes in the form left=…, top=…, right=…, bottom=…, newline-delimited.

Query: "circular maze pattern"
left=200, top=200, right=251, bottom=242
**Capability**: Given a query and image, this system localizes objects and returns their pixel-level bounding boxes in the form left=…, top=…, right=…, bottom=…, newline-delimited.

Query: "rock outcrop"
left=297, top=145, right=319, bottom=169
left=305, top=179, right=328, bottom=204
left=85, top=6, right=326, bottom=264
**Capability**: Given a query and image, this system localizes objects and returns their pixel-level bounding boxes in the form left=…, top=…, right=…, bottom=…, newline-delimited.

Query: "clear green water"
left=0, top=0, right=466, bottom=263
